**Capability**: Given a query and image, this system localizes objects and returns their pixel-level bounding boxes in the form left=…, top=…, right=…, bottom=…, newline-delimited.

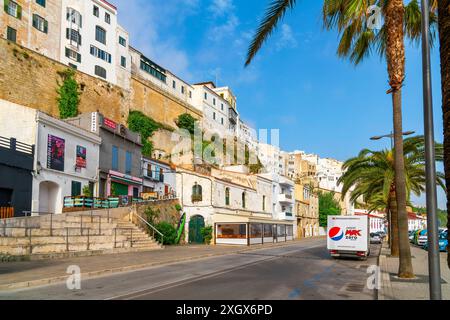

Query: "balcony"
left=228, top=107, right=238, bottom=125
left=279, top=211, right=296, bottom=221
left=278, top=193, right=294, bottom=204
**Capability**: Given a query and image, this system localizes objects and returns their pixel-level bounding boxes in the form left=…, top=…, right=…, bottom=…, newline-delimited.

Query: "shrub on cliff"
left=57, top=69, right=80, bottom=119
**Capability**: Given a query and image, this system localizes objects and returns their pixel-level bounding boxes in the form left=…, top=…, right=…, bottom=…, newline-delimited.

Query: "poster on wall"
left=47, top=135, right=65, bottom=172
left=76, top=146, right=87, bottom=168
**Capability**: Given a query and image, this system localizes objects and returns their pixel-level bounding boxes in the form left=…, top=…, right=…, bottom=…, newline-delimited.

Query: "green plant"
left=318, top=192, right=342, bottom=227
left=57, top=69, right=80, bottom=119
left=127, top=111, right=163, bottom=157
left=176, top=113, right=197, bottom=135
left=155, top=221, right=177, bottom=245
left=175, top=204, right=182, bottom=212
left=82, top=185, right=92, bottom=197
left=200, top=226, right=213, bottom=245
left=145, top=207, right=160, bottom=226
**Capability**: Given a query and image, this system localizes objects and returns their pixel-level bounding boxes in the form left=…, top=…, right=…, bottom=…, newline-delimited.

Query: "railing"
left=130, top=211, right=164, bottom=245
left=0, top=136, right=34, bottom=155
left=63, top=196, right=150, bottom=210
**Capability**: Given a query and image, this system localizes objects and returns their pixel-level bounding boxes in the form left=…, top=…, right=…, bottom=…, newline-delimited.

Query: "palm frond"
left=245, top=0, right=296, bottom=66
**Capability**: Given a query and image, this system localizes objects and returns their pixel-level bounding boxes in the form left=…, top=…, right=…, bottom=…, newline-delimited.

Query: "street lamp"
left=370, top=131, right=416, bottom=149
left=420, top=0, right=441, bottom=300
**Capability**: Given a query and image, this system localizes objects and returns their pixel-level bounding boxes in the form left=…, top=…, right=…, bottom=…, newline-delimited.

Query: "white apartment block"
left=60, top=0, right=123, bottom=86
left=237, top=119, right=258, bottom=151
left=129, top=46, right=195, bottom=107
left=257, top=142, right=282, bottom=175
left=192, top=82, right=233, bottom=138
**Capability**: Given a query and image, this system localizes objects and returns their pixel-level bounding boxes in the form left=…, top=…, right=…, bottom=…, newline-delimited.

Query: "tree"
left=318, top=191, right=342, bottom=227
left=57, top=69, right=80, bottom=119
left=245, top=0, right=437, bottom=278
left=338, top=136, right=445, bottom=256
left=176, top=113, right=197, bottom=135
left=437, top=0, right=450, bottom=268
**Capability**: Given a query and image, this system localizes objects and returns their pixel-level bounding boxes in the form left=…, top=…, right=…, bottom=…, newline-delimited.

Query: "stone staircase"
left=0, top=207, right=163, bottom=260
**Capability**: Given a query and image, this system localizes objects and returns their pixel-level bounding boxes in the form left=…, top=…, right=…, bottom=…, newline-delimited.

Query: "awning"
left=212, top=212, right=294, bottom=225
left=110, top=175, right=142, bottom=186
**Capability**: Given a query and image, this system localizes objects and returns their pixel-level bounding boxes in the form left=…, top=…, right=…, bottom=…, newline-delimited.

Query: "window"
left=181, top=86, right=185, bottom=94
left=192, top=183, right=202, bottom=202
left=93, top=5, right=99, bottom=17
left=204, top=92, right=207, bottom=100
left=119, top=36, right=126, bottom=46
left=140, top=57, right=167, bottom=82
left=95, top=65, right=107, bottom=79
left=68, top=63, right=77, bottom=70
left=6, top=26, right=16, bottom=42
left=5, top=0, right=21, bottom=19
left=95, top=26, right=106, bottom=44
left=213, top=98, right=216, bottom=105
left=125, top=151, right=132, bottom=175
left=66, top=28, right=81, bottom=45
left=213, top=112, right=216, bottom=120
left=71, top=181, right=82, bottom=197
left=189, top=91, right=192, bottom=98
left=225, top=188, right=230, bottom=206
left=263, top=195, right=266, bottom=211
left=65, top=47, right=81, bottom=62
left=67, top=8, right=82, bottom=27
left=221, top=118, right=224, bottom=125
left=120, top=56, right=126, bottom=68
left=105, top=12, right=110, bottom=24
left=32, top=14, right=48, bottom=33
left=221, top=103, right=224, bottom=111
left=90, top=45, right=111, bottom=63
left=242, top=192, right=246, bottom=209
left=36, top=0, right=46, bottom=7
left=112, top=146, right=118, bottom=170
left=172, top=80, right=176, bottom=89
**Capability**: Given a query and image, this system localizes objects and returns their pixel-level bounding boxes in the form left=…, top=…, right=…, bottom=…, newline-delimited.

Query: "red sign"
left=103, top=118, right=117, bottom=129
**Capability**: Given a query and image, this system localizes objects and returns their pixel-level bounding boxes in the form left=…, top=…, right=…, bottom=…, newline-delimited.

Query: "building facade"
left=142, top=157, right=176, bottom=199
left=66, top=112, right=143, bottom=199
left=0, top=100, right=101, bottom=214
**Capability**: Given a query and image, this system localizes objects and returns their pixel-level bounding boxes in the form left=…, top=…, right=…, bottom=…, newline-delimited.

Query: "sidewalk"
left=379, top=243, right=450, bottom=300
left=0, top=238, right=322, bottom=291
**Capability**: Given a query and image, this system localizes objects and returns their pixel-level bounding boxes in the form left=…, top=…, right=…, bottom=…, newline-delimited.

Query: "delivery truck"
left=327, top=215, right=370, bottom=259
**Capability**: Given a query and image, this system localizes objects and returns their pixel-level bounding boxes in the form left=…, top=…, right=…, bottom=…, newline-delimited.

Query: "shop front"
left=107, top=170, right=143, bottom=199
left=213, top=214, right=294, bottom=246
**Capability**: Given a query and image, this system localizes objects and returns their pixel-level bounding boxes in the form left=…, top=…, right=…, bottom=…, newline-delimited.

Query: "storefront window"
left=264, top=224, right=273, bottom=237
left=217, top=224, right=247, bottom=239
left=277, top=225, right=286, bottom=237
left=250, top=224, right=263, bottom=238
left=286, top=225, right=293, bottom=236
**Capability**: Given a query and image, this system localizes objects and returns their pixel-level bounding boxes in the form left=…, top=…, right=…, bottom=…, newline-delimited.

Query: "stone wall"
left=136, top=199, right=182, bottom=226
left=0, top=39, right=202, bottom=156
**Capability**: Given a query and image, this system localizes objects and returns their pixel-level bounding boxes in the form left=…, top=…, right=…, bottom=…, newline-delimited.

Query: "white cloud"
left=208, top=0, right=235, bottom=17
left=276, top=24, right=298, bottom=51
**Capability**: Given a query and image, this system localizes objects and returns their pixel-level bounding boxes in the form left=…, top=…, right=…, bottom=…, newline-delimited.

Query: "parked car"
left=423, top=231, right=448, bottom=252
left=409, top=230, right=416, bottom=243
left=370, top=233, right=382, bottom=244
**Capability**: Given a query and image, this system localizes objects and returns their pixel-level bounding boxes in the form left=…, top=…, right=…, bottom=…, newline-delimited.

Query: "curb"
left=378, top=246, right=393, bottom=300
left=0, top=238, right=322, bottom=291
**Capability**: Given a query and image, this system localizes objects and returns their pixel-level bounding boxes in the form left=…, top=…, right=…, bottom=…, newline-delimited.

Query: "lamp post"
left=420, top=0, right=442, bottom=300
left=369, top=131, right=415, bottom=249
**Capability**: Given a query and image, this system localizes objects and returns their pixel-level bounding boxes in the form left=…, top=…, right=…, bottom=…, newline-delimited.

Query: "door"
left=189, top=215, right=205, bottom=244
left=0, top=188, right=12, bottom=207
left=111, top=182, right=128, bottom=196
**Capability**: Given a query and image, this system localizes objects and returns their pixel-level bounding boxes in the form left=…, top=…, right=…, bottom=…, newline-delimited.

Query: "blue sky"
left=114, top=0, right=445, bottom=209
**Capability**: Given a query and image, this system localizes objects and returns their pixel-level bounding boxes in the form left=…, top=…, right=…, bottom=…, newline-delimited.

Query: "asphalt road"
left=0, top=238, right=381, bottom=300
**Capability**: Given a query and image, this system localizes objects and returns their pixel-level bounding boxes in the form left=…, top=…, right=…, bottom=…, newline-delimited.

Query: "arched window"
left=225, top=188, right=230, bottom=206
left=192, top=183, right=202, bottom=202
left=242, top=192, right=246, bottom=209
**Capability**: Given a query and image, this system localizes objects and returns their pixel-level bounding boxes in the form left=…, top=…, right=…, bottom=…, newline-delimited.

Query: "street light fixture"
left=370, top=131, right=416, bottom=149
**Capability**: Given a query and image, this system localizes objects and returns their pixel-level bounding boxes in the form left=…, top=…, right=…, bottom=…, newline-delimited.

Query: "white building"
left=237, top=119, right=258, bottom=152
left=60, top=0, right=130, bottom=87
left=354, top=209, right=386, bottom=233
left=257, top=143, right=281, bottom=175
left=175, top=168, right=294, bottom=245
left=0, top=100, right=101, bottom=214
left=192, top=82, right=233, bottom=138
left=129, top=46, right=195, bottom=107
left=142, top=157, right=176, bottom=199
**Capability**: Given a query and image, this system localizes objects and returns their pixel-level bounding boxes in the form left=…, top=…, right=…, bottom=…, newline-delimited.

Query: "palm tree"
left=245, top=0, right=436, bottom=278
left=338, top=136, right=445, bottom=256
left=437, top=0, right=450, bottom=268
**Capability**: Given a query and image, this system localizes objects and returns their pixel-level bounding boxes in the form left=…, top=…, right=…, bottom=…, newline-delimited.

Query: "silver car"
left=370, top=233, right=382, bottom=244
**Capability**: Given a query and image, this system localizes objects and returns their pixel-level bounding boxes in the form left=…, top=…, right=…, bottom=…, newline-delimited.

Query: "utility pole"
left=420, top=0, right=442, bottom=300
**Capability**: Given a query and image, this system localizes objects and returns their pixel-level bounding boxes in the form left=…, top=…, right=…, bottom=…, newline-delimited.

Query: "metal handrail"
left=131, top=211, right=164, bottom=245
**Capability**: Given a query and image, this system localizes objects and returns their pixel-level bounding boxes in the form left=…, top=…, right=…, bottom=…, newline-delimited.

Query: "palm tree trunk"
left=385, top=0, right=414, bottom=278
left=386, top=206, right=391, bottom=248
left=390, top=191, right=399, bottom=257
left=437, top=0, right=450, bottom=269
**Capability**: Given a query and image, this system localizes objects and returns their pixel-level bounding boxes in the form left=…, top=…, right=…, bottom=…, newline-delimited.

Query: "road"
left=0, top=238, right=381, bottom=300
